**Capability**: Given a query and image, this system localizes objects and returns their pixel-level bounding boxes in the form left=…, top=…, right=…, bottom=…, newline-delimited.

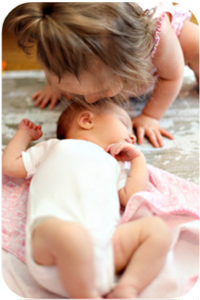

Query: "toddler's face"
left=44, top=59, right=123, bottom=103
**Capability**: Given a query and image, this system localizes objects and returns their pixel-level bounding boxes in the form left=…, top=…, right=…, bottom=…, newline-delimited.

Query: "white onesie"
left=22, top=139, right=128, bottom=297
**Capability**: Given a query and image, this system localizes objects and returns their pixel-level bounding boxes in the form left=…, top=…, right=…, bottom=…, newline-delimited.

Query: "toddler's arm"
left=2, top=119, right=43, bottom=178
left=106, top=142, right=148, bottom=207
left=132, top=15, right=185, bottom=147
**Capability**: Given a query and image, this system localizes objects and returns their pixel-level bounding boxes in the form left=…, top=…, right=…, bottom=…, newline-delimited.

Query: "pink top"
left=148, top=2, right=191, bottom=57
left=151, top=12, right=165, bottom=58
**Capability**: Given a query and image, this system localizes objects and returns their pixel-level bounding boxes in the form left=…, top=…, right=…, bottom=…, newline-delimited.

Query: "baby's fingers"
left=105, top=144, right=113, bottom=153
left=105, top=143, right=121, bottom=155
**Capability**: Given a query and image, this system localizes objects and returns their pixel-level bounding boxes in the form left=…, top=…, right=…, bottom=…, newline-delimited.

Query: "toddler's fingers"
left=33, top=95, right=43, bottom=107
left=136, top=127, right=144, bottom=145
left=33, top=95, right=49, bottom=108
left=160, top=128, right=174, bottom=140
left=39, top=97, right=50, bottom=109
left=50, top=96, right=59, bottom=110
left=154, top=130, right=164, bottom=147
left=38, top=97, right=51, bottom=108
left=146, top=128, right=159, bottom=148
left=31, top=91, right=42, bottom=101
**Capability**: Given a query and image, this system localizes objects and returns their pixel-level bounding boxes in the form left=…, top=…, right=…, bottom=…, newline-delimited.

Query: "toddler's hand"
left=18, top=119, right=43, bottom=141
left=31, top=85, right=60, bottom=109
left=132, top=113, right=174, bottom=147
left=105, top=142, right=142, bottom=162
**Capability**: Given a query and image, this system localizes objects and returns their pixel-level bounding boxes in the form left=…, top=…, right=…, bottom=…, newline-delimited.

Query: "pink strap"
left=151, top=12, right=166, bottom=58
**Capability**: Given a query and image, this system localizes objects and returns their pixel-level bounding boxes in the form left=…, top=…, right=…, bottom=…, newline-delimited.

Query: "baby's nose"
left=129, top=133, right=136, bottom=144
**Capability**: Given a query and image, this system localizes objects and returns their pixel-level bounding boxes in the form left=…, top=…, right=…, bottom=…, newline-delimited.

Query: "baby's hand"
left=105, top=142, right=142, bottom=162
left=132, top=113, right=174, bottom=147
left=18, top=119, right=43, bottom=141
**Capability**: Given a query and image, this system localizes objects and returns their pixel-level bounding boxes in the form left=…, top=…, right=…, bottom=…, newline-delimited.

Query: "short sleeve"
left=22, top=139, right=59, bottom=179
left=117, top=161, right=130, bottom=191
left=151, top=12, right=166, bottom=58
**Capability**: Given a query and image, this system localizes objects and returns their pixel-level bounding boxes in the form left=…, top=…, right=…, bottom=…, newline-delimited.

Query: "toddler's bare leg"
left=107, top=216, right=171, bottom=298
left=32, top=218, right=100, bottom=298
left=179, top=21, right=199, bottom=84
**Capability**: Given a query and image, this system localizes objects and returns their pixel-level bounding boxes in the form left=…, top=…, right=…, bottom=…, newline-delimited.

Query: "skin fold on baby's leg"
left=32, top=218, right=100, bottom=299
left=107, top=216, right=171, bottom=299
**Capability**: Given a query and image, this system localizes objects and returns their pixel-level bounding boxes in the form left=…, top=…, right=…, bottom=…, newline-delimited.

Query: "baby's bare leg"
left=179, top=20, right=199, bottom=84
left=107, top=217, right=171, bottom=298
left=32, top=218, right=100, bottom=298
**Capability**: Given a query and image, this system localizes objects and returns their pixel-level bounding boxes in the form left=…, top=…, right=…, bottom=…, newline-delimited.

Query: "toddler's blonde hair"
left=10, top=2, right=157, bottom=98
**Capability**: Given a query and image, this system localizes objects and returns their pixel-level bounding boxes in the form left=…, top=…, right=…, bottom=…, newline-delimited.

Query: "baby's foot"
left=105, top=285, right=138, bottom=299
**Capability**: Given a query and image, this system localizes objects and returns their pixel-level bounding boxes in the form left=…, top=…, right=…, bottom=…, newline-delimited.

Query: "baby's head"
left=57, top=101, right=135, bottom=149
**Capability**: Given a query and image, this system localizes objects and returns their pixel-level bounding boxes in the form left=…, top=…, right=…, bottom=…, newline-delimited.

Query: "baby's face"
left=94, top=104, right=135, bottom=148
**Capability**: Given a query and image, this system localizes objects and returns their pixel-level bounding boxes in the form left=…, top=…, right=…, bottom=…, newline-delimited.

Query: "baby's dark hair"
left=10, top=2, right=157, bottom=96
left=57, top=102, right=86, bottom=140
left=57, top=99, right=126, bottom=140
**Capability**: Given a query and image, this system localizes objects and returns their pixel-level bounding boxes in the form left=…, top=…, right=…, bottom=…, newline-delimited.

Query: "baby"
left=2, top=101, right=171, bottom=298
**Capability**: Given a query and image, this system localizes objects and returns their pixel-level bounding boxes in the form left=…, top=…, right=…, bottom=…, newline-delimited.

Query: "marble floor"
left=2, top=67, right=199, bottom=184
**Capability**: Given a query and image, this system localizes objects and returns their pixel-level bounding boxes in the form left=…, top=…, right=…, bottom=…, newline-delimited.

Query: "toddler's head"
left=57, top=101, right=135, bottom=149
left=11, top=2, right=157, bottom=102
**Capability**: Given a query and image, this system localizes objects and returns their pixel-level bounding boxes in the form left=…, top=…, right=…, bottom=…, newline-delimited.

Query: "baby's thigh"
left=31, top=218, right=89, bottom=266
left=112, top=216, right=170, bottom=273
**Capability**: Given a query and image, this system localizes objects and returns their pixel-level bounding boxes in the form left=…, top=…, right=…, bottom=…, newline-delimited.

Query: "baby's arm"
left=2, top=119, right=43, bottom=178
left=132, top=15, right=185, bottom=147
left=106, top=142, right=148, bottom=207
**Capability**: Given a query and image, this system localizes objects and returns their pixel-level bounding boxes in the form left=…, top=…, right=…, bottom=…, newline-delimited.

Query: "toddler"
left=2, top=101, right=171, bottom=298
left=10, top=2, right=199, bottom=147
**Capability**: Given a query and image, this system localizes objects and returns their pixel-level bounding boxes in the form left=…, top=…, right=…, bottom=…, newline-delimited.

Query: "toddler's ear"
left=78, top=111, right=94, bottom=129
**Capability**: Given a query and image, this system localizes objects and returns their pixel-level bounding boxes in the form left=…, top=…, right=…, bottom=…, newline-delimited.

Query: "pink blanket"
left=2, top=164, right=199, bottom=298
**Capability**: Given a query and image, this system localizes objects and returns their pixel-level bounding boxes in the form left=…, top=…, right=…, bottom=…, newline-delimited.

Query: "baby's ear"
left=78, top=111, right=94, bottom=130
